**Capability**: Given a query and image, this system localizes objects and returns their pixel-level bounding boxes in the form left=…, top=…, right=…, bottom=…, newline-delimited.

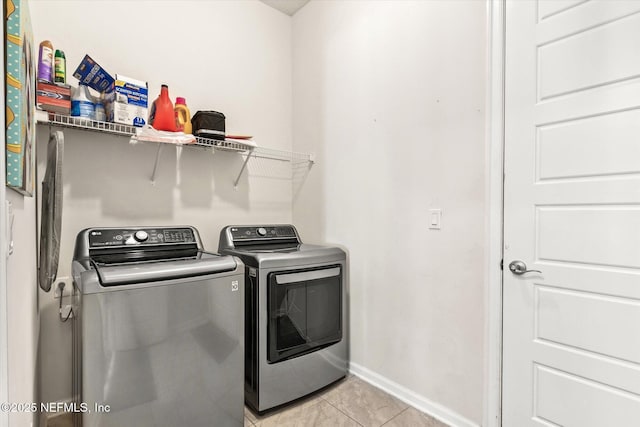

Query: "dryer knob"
left=134, top=230, right=149, bottom=242
left=257, top=227, right=267, bottom=237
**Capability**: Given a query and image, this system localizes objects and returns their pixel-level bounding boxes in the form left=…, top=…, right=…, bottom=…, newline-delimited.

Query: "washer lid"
left=75, top=252, right=239, bottom=293
left=94, top=253, right=238, bottom=286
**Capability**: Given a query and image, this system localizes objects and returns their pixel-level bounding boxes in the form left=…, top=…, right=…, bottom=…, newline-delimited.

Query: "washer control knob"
left=257, top=227, right=267, bottom=236
left=134, top=230, right=149, bottom=242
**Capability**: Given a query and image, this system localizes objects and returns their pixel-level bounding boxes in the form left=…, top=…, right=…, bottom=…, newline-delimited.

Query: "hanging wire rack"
left=37, top=111, right=315, bottom=186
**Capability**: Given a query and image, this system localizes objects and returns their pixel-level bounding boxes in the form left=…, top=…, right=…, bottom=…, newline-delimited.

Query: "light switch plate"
left=428, top=209, right=442, bottom=230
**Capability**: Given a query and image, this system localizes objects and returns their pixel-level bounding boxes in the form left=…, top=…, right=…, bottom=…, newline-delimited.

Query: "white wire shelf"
left=37, top=111, right=314, bottom=162
left=36, top=110, right=315, bottom=186
left=37, top=111, right=136, bottom=136
left=194, top=135, right=255, bottom=152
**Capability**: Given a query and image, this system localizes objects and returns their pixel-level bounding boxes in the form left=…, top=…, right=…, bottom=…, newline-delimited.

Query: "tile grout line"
left=320, top=394, right=365, bottom=427
left=324, top=376, right=412, bottom=427
left=245, top=407, right=260, bottom=426
left=380, top=406, right=411, bottom=426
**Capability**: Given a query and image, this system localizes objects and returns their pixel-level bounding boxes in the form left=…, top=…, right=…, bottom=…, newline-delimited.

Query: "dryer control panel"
left=88, top=227, right=196, bottom=248
left=229, top=225, right=297, bottom=242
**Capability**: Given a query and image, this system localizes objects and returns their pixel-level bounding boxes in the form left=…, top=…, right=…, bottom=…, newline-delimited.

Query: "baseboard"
left=349, top=362, right=480, bottom=427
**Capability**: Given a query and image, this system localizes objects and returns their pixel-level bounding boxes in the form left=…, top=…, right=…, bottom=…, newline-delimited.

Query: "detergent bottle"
left=174, top=97, right=192, bottom=134
left=149, top=84, right=177, bottom=131
left=71, top=84, right=95, bottom=119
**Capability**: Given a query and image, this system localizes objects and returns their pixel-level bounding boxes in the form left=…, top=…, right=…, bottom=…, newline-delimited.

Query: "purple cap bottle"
left=37, top=40, right=54, bottom=82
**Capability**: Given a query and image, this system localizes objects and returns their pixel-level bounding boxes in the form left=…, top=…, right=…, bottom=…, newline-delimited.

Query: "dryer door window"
left=267, top=265, right=342, bottom=363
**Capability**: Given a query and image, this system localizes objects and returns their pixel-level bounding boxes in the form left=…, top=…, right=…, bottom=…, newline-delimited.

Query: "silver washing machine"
left=218, top=225, right=348, bottom=413
left=71, top=226, right=244, bottom=427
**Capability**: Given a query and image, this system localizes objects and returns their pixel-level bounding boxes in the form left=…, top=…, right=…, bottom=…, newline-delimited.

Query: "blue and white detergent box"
left=72, top=55, right=114, bottom=93
left=105, top=74, right=148, bottom=127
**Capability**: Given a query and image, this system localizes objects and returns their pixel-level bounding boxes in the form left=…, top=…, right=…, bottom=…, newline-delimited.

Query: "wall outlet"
left=53, top=278, right=72, bottom=299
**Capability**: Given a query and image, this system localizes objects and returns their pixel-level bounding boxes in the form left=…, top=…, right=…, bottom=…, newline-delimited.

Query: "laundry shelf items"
left=36, top=111, right=314, bottom=186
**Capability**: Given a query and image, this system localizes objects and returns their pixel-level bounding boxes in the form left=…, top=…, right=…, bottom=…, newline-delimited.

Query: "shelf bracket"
left=150, top=144, right=164, bottom=184
left=234, top=150, right=254, bottom=189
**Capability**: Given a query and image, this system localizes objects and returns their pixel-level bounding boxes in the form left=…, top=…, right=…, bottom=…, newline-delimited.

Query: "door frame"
left=484, top=0, right=506, bottom=426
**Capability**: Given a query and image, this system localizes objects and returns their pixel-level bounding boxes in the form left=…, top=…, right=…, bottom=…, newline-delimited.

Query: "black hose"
left=58, top=282, right=74, bottom=322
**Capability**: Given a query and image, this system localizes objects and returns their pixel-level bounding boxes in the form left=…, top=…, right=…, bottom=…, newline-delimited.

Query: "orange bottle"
left=149, top=84, right=177, bottom=131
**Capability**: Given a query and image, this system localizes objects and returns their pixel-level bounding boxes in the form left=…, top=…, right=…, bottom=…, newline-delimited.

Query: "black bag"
left=192, top=111, right=226, bottom=140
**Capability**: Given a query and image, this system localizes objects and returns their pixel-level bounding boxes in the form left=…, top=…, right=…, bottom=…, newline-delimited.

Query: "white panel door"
left=502, top=1, right=640, bottom=426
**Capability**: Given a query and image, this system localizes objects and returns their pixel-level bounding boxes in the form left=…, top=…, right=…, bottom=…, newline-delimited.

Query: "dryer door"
left=267, top=265, right=342, bottom=363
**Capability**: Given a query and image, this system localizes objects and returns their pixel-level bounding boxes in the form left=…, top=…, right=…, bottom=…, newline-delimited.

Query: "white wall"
left=5, top=191, right=39, bottom=427
left=1, top=15, right=8, bottom=427
left=292, top=1, right=487, bottom=425
left=3, top=3, right=39, bottom=426
left=29, top=0, right=293, bottom=405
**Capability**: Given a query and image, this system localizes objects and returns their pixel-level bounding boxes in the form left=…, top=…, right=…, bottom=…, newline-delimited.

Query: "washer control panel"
left=89, top=227, right=196, bottom=247
left=230, top=225, right=297, bottom=242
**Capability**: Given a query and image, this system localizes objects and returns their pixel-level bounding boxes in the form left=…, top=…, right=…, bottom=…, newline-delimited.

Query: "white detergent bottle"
left=71, top=84, right=95, bottom=119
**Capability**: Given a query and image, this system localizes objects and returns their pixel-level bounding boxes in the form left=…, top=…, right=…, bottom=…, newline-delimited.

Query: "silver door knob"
left=508, top=260, right=541, bottom=275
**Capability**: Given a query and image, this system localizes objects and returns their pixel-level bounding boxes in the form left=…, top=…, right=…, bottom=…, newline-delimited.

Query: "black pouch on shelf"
left=192, top=111, right=226, bottom=140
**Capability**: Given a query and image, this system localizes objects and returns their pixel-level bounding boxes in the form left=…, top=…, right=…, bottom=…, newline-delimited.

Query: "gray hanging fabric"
left=39, top=131, right=64, bottom=292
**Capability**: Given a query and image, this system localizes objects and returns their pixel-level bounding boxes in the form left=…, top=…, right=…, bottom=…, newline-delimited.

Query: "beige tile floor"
left=47, top=376, right=448, bottom=427
left=244, top=375, right=449, bottom=427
